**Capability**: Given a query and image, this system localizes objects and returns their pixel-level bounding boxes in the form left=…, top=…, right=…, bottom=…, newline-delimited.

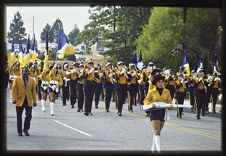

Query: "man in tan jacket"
left=12, top=66, right=37, bottom=136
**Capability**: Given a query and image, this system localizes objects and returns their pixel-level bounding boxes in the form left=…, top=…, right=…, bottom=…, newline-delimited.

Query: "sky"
left=6, top=6, right=91, bottom=44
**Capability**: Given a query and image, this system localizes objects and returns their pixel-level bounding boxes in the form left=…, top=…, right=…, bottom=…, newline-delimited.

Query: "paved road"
left=5, top=89, right=222, bottom=153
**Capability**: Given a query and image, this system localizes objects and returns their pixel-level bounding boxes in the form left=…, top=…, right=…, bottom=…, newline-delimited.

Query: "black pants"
left=128, top=84, right=138, bottom=111
left=189, top=89, right=195, bottom=109
left=195, top=89, right=205, bottom=117
left=176, top=92, right=186, bottom=116
left=84, top=81, right=95, bottom=113
left=16, top=97, right=32, bottom=134
left=138, top=84, right=145, bottom=105
left=62, top=86, right=69, bottom=105
left=116, top=84, right=127, bottom=114
left=37, top=79, right=42, bottom=101
left=77, top=83, right=84, bottom=110
left=211, top=88, right=218, bottom=112
left=70, top=85, right=77, bottom=106
left=205, top=89, right=211, bottom=111
left=94, top=83, right=102, bottom=107
left=144, top=82, right=149, bottom=96
left=104, top=84, right=113, bottom=111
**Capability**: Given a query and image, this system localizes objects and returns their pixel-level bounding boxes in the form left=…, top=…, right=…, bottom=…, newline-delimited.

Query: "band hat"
left=79, top=64, right=84, bottom=68
left=151, top=68, right=162, bottom=76
left=152, top=74, right=165, bottom=85
left=88, top=61, right=94, bottom=65
left=129, top=63, right=135, bottom=68
left=148, top=61, right=154, bottom=66
left=117, top=61, right=124, bottom=66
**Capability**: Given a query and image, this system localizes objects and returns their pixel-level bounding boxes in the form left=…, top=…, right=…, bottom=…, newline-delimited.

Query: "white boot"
left=151, top=135, right=156, bottom=151
left=50, top=102, right=54, bottom=116
left=154, top=135, right=160, bottom=152
left=41, top=99, right=45, bottom=112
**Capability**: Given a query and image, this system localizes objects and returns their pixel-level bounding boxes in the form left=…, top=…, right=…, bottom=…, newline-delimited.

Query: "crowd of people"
left=5, top=59, right=221, bottom=140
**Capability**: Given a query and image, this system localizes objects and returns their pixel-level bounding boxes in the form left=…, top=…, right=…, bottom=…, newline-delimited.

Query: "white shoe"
left=50, top=102, right=54, bottom=116
left=154, top=135, right=160, bottom=152
left=151, top=135, right=156, bottom=151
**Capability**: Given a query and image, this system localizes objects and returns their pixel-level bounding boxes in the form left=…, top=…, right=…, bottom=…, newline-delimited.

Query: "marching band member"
left=94, top=64, right=103, bottom=109
left=114, top=61, right=128, bottom=116
left=211, top=72, right=221, bottom=113
left=143, top=73, right=173, bottom=152
left=165, top=75, right=176, bottom=100
left=194, top=70, right=206, bottom=120
left=127, top=63, right=139, bottom=112
left=175, top=75, right=187, bottom=118
left=187, top=73, right=196, bottom=112
left=102, top=62, right=114, bottom=112
left=83, top=61, right=95, bottom=116
left=143, top=62, right=154, bottom=96
left=48, top=64, right=63, bottom=116
left=69, top=62, right=79, bottom=108
left=29, top=63, right=39, bottom=85
left=61, top=63, right=71, bottom=106
left=40, top=69, right=50, bottom=112
left=9, top=61, right=21, bottom=100
left=137, top=67, right=146, bottom=106
left=76, top=64, right=85, bottom=112
left=37, top=61, right=44, bottom=101
left=204, top=73, right=212, bottom=114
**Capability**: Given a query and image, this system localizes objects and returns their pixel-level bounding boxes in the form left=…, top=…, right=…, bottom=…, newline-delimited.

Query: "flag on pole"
left=196, top=49, right=203, bottom=73
left=57, top=30, right=74, bottom=59
left=137, top=50, right=144, bottom=70
left=44, top=31, right=49, bottom=71
left=18, top=43, right=25, bottom=68
left=30, top=34, right=39, bottom=61
left=213, top=48, right=220, bottom=74
left=182, top=49, right=190, bottom=76
left=22, top=36, right=31, bottom=67
left=133, top=53, right=137, bottom=66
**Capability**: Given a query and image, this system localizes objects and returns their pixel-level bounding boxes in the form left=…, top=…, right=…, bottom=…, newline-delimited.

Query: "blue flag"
left=58, top=30, right=69, bottom=50
left=138, top=50, right=142, bottom=62
left=182, top=49, right=190, bottom=76
left=46, top=31, right=49, bottom=54
left=27, top=35, right=30, bottom=54
left=32, top=34, right=36, bottom=51
left=129, top=51, right=134, bottom=63
left=133, top=53, right=137, bottom=65
left=137, top=50, right=144, bottom=70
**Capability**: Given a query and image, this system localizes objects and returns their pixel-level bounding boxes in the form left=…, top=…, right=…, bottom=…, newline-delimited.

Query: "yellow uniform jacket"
left=103, top=68, right=114, bottom=84
left=143, top=87, right=172, bottom=106
left=12, top=76, right=37, bottom=107
left=49, top=70, right=63, bottom=87
left=127, top=69, right=138, bottom=85
left=114, top=68, right=127, bottom=84
left=84, top=67, right=95, bottom=81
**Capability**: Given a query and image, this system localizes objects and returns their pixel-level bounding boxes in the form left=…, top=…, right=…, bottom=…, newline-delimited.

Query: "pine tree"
left=7, top=11, right=27, bottom=43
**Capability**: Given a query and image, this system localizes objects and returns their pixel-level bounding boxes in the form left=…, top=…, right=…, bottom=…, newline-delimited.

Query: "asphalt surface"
left=4, top=89, right=222, bottom=153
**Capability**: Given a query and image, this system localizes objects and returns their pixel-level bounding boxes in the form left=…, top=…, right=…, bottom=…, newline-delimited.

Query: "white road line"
left=53, top=119, right=92, bottom=137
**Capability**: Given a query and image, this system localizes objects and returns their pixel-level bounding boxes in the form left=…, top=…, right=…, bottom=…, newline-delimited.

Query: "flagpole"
left=33, top=16, right=34, bottom=39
